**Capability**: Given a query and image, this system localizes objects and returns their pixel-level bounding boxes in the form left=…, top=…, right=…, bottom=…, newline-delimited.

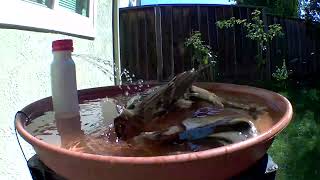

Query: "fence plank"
left=161, top=6, right=174, bottom=80
left=155, top=7, right=163, bottom=81
left=172, top=7, right=185, bottom=75
left=119, top=5, right=320, bottom=82
left=182, top=7, right=192, bottom=73
left=137, top=10, right=148, bottom=80
left=145, top=8, right=157, bottom=80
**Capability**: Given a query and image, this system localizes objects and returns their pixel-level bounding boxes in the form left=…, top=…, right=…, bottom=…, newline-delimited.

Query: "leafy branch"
left=185, top=31, right=219, bottom=80
left=185, top=31, right=217, bottom=67
left=216, top=10, right=283, bottom=68
left=272, top=59, right=289, bottom=89
left=272, top=59, right=288, bottom=81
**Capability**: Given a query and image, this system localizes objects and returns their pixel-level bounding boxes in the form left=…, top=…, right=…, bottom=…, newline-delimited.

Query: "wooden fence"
left=119, top=4, right=320, bottom=82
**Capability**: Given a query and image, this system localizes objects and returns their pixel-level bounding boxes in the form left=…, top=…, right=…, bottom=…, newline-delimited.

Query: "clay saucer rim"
left=15, top=83, right=293, bottom=164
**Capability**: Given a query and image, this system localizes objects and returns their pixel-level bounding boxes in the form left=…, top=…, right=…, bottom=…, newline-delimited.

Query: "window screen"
left=59, top=0, right=90, bottom=17
left=22, top=0, right=53, bottom=8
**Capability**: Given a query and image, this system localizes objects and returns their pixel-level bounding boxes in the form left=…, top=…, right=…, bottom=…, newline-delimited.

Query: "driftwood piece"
left=114, top=69, right=265, bottom=141
left=114, top=69, right=199, bottom=140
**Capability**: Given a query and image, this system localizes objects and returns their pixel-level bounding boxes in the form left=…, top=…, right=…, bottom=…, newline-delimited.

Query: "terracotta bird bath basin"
left=15, top=83, right=292, bottom=180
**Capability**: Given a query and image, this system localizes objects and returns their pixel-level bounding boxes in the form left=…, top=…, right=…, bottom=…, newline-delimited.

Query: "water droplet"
left=263, top=46, right=267, bottom=51
left=124, top=91, right=129, bottom=96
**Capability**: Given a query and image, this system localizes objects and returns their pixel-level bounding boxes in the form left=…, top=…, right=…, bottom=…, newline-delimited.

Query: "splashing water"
left=72, top=54, right=149, bottom=96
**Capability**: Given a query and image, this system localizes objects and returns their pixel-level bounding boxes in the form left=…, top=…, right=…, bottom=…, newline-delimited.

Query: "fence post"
left=262, top=8, right=271, bottom=80
left=155, top=6, right=164, bottom=81
left=112, top=0, right=121, bottom=85
left=232, top=7, right=238, bottom=81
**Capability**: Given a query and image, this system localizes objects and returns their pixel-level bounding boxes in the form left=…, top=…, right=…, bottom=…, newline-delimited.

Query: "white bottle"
left=51, top=39, right=79, bottom=119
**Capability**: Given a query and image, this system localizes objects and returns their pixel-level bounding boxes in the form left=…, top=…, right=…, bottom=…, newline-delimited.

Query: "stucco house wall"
left=0, top=0, right=114, bottom=179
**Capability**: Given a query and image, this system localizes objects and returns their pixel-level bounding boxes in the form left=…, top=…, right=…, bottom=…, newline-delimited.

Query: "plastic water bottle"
left=51, top=39, right=79, bottom=119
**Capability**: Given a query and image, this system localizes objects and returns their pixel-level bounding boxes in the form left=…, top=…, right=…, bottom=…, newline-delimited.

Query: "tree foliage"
left=216, top=10, right=284, bottom=79
left=302, top=0, right=320, bottom=22
left=235, top=0, right=299, bottom=18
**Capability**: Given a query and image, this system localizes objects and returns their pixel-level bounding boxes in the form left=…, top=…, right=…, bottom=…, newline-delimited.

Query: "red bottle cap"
left=52, top=39, right=74, bottom=51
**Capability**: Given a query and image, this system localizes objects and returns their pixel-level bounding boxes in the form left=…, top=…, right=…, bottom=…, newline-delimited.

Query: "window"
left=59, top=0, right=90, bottom=17
left=0, top=0, right=95, bottom=39
left=22, top=0, right=53, bottom=8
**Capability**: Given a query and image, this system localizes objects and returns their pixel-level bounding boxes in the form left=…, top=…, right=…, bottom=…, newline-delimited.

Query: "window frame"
left=0, top=0, right=95, bottom=39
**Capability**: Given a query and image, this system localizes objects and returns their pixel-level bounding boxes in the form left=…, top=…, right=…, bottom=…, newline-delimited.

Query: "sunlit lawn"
left=268, top=86, right=320, bottom=180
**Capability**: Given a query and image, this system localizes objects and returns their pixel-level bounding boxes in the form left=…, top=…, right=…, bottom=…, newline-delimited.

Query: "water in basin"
left=25, top=90, right=276, bottom=157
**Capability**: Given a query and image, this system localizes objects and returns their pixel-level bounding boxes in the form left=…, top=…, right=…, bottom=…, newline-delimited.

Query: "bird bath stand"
left=26, top=153, right=278, bottom=180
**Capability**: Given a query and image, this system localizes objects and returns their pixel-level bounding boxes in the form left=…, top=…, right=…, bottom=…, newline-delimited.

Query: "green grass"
left=267, top=86, right=320, bottom=180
